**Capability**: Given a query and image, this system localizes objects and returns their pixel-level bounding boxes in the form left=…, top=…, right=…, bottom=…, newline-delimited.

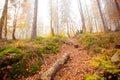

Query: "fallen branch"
left=62, top=40, right=79, bottom=48
left=41, top=53, right=69, bottom=80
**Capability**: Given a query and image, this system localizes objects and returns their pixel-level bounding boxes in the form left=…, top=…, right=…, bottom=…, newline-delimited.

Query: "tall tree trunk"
left=50, top=0, right=54, bottom=36
left=84, top=0, right=92, bottom=32
left=12, top=8, right=17, bottom=40
left=96, top=0, right=108, bottom=32
left=5, top=0, right=8, bottom=39
left=0, top=0, right=8, bottom=39
left=12, top=2, right=21, bottom=40
left=114, top=0, right=120, bottom=11
left=56, top=0, right=59, bottom=34
left=67, top=21, right=70, bottom=37
left=114, top=0, right=120, bottom=30
left=78, top=0, right=86, bottom=32
left=31, top=0, right=38, bottom=39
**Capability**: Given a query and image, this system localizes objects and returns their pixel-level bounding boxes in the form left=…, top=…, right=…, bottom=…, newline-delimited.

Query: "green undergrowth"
left=77, top=32, right=120, bottom=54
left=85, top=51, right=120, bottom=80
left=76, top=32, right=120, bottom=80
left=0, top=36, right=65, bottom=79
left=0, top=47, right=23, bottom=58
left=11, top=53, right=42, bottom=79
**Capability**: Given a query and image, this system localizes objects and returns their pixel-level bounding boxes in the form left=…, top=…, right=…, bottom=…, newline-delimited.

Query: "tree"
left=51, top=0, right=59, bottom=35
left=12, top=1, right=21, bottom=40
left=0, top=0, right=8, bottom=39
left=96, top=0, right=108, bottom=32
left=31, top=0, right=38, bottom=39
left=49, top=0, right=55, bottom=36
left=60, top=0, right=71, bottom=37
left=78, top=0, right=86, bottom=32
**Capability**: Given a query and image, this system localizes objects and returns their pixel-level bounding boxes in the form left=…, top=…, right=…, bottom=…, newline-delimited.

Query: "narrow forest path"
left=26, top=38, right=95, bottom=80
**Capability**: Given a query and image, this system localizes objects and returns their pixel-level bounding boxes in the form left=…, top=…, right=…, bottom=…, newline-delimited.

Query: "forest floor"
left=26, top=38, right=96, bottom=80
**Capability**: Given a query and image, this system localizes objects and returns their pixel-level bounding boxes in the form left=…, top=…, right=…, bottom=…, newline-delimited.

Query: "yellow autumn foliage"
left=11, top=40, right=25, bottom=48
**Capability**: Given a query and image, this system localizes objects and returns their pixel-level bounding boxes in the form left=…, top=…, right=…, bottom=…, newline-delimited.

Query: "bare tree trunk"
left=56, top=0, right=59, bottom=34
left=105, top=0, right=112, bottom=31
left=84, top=0, right=92, bottom=32
left=31, top=0, right=38, bottom=39
left=0, top=0, right=8, bottom=39
left=67, top=21, right=70, bottom=37
left=114, top=0, right=120, bottom=30
left=78, top=0, right=86, bottom=32
left=96, top=0, right=108, bottom=32
left=50, top=0, right=55, bottom=36
left=12, top=2, right=21, bottom=40
left=114, top=0, right=120, bottom=12
left=4, top=0, right=8, bottom=39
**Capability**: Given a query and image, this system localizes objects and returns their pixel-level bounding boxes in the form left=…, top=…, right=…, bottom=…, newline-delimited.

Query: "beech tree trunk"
left=0, top=0, right=8, bottom=39
left=78, top=0, right=86, bottom=32
left=96, top=0, right=108, bottom=32
left=31, top=0, right=38, bottom=39
left=12, top=2, right=21, bottom=40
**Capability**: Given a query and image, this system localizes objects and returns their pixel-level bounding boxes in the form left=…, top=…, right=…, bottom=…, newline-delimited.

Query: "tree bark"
left=31, top=0, right=38, bottom=39
left=96, top=0, right=108, bottom=32
left=12, top=1, right=21, bottom=40
left=41, top=53, right=69, bottom=80
left=50, top=0, right=55, bottom=36
left=78, top=0, right=86, bottom=32
left=0, top=0, right=8, bottom=39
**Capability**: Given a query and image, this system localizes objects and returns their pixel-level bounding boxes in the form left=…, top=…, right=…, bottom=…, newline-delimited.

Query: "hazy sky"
left=38, top=0, right=80, bottom=24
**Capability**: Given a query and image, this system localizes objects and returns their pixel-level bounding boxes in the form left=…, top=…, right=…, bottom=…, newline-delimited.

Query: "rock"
left=111, top=50, right=120, bottom=66
left=115, top=45, right=120, bottom=49
left=74, top=44, right=79, bottom=48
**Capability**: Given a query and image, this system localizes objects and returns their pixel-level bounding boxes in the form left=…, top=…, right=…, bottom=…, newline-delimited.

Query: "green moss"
left=90, top=55, right=120, bottom=79
left=0, top=47, right=7, bottom=52
left=10, top=54, right=24, bottom=63
left=11, top=61, right=28, bottom=77
left=11, top=56, right=42, bottom=79
left=77, top=33, right=117, bottom=53
left=0, top=47, right=23, bottom=58
left=85, top=75, right=105, bottom=80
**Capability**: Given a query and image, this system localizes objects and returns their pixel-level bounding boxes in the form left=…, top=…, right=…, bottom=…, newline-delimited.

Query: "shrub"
left=90, top=54, right=120, bottom=80
left=29, top=61, right=41, bottom=75
left=45, top=42, right=60, bottom=54
left=77, top=33, right=117, bottom=53
left=11, top=61, right=28, bottom=79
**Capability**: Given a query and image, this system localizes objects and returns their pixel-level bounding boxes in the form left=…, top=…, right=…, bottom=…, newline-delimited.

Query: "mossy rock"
left=0, top=47, right=23, bottom=58
left=111, top=50, right=120, bottom=65
left=10, top=53, right=42, bottom=79
left=0, top=47, right=7, bottom=52
left=0, top=48, right=24, bottom=68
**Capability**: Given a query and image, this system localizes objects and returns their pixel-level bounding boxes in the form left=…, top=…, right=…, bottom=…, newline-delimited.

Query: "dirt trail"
left=26, top=38, right=95, bottom=80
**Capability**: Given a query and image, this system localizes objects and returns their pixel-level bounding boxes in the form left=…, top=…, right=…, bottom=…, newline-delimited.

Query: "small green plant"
left=0, top=47, right=7, bottom=52
left=11, top=53, right=42, bottom=79
left=77, top=33, right=118, bottom=53
left=85, top=75, right=105, bottom=80
left=45, top=43, right=60, bottom=54
left=11, top=61, right=28, bottom=78
left=29, top=61, right=41, bottom=75
left=90, top=54, right=120, bottom=80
